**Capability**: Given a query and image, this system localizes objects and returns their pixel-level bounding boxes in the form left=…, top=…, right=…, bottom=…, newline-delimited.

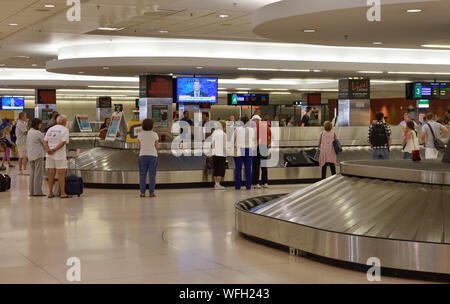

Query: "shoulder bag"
left=425, top=123, right=445, bottom=152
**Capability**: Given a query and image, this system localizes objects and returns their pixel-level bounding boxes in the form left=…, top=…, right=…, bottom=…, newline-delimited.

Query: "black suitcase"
left=65, top=174, right=84, bottom=197
left=443, top=145, right=450, bottom=163
left=303, top=149, right=320, bottom=165
left=284, top=151, right=317, bottom=167
left=0, top=174, right=10, bottom=192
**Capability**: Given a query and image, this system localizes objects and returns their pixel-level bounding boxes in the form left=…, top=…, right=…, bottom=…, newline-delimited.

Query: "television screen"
left=1, top=97, right=25, bottom=110
left=177, top=77, right=218, bottom=103
left=139, top=75, right=173, bottom=98
left=413, top=82, right=440, bottom=100
left=227, top=93, right=269, bottom=106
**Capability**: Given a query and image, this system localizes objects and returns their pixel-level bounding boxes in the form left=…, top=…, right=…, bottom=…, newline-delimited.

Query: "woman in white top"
left=137, top=119, right=159, bottom=197
left=402, top=120, right=420, bottom=159
left=211, top=120, right=227, bottom=190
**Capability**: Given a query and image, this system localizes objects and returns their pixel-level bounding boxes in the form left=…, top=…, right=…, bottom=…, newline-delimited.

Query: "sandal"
left=60, top=195, right=70, bottom=199
left=48, top=195, right=55, bottom=198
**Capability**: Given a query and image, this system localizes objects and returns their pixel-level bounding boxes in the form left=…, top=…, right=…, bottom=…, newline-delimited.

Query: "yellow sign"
left=126, top=120, right=143, bottom=143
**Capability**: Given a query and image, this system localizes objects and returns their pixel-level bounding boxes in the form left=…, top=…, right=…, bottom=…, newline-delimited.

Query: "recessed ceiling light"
left=312, top=70, right=322, bottom=72
left=358, top=71, right=383, bottom=74
left=9, top=23, right=18, bottom=26
left=303, top=29, right=316, bottom=33
left=372, top=42, right=383, bottom=45
left=159, top=30, right=169, bottom=33
left=406, top=9, right=423, bottom=13
left=14, top=56, right=31, bottom=59
left=219, top=14, right=229, bottom=18
left=97, top=27, right=124, bottom=31
left=78, top=71, right=85, bottom=74
left=44, top=4, right=56, bottom=8
left=196, top=66, right=203, bottom=69
left=103, top=67, right=110, bottom=70
left=32, top=64, right=38, bottom=67
left=421, top=44, right=450, bottom=49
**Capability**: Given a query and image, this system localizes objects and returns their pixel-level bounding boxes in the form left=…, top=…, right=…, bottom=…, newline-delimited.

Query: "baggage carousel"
left=235, top=159, right=450, bottom=277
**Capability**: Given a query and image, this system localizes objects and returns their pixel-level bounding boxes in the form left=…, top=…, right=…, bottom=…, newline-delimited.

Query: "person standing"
left=399, top=113, right=417, bottom=128
left=421, top=113, right=448, bottom=159
left=402, top=121, right=420, bottom=160
left=44, top=115, right=70, bottom=199
left=318, top=121, right=337, bottom=179
left=300, top=107, right=313, bottom=126
left=368, top=111, right=392, bottom=160
left=45, top=111, right=59, bottom=132
left=16, top=112, right=29, bottom=175
left=0, top=126, right=14, bottom=170
left=211, top=120, right=227, bottom=190
left=233, top=115, right=255, bottom=190
left=180, top=111, right=193, bottom=126
left=251, top=115, right=271, bottom=189
left=27, top=118, right=46, bottom=196
left=137, top=119, right=159, bottom=197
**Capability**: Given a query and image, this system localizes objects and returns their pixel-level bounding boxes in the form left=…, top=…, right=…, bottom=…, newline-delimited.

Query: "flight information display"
left=440, top=82, right=450, bottom=99
left=414, top=82, right=440, bottom=100
left=227, top=93, right=269, bottom=105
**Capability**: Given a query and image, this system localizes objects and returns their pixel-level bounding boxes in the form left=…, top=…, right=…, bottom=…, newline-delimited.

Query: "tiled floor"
left=0, top=165, right=427, bottom=284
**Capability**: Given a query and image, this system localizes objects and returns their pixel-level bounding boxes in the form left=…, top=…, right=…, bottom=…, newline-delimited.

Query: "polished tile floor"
left=0, top=166, right=426, bottom=284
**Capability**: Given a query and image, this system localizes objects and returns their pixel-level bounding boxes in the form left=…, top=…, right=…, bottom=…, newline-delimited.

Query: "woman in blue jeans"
left=233, top=115, right=256, bottom=190
left=137, top=119, right=159, bottom=198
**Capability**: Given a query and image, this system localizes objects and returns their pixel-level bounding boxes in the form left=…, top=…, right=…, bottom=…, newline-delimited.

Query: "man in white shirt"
left=16, top=112, right=29, bottom=175
left=43, top=114, right=70, bottom=198
left=399, top=113, right=417, bottom=128
left=421, top=113, right=448, bottom=159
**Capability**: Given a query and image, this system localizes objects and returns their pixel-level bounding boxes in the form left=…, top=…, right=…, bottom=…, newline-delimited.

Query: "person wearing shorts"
left=211, top=120, right=227, bottom=190
left=16, top=112, right=29, bottom=175
left=44, top=114, right=70, bottom=198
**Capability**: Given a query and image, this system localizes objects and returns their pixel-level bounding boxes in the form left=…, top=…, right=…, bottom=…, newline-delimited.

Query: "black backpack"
left=10, top=125, right=16, bottom=143
left=370, top=123, right=388, bottom=147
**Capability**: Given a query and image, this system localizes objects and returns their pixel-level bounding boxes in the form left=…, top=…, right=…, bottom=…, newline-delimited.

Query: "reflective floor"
left=0, top=165, right=427, bottom=284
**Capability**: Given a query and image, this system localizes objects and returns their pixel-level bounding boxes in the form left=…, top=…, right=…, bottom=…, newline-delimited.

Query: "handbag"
left=313, top=132, right=323, bottom=162
left=332, top=133, right=342, bottom=154
left=426, top=122, right=445, bottom=152
left=411, top=131, right=421, bottom=162
left=205, top=156, right=214, bottom=170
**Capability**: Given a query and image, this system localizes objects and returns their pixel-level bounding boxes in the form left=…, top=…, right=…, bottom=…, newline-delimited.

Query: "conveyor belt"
left=236, top=160, right=450, bottom=276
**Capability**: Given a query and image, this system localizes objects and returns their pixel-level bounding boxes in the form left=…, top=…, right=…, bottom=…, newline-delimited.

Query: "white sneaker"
left=214, top=184, right=225, bottom=190
left=253, top=184, right=262, bottom=189
left=263, top=183, right=269, bottom=188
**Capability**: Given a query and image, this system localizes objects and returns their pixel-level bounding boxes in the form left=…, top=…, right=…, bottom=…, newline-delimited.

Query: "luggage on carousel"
left=65, top=174, right=84, bottom=197
left=284, top=151, right=317, bottom=167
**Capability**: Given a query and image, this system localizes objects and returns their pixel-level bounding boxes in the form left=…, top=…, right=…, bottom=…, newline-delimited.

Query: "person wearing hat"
left=251, top=114, right=271, bottom=189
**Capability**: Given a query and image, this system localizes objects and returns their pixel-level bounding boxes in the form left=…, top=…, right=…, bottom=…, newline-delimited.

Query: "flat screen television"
left=177, top=77, right=218, bottom=104
left=1, top=97, right=25, bottom=110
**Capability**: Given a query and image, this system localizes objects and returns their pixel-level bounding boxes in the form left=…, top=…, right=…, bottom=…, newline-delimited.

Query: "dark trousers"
left=139, top=155, right=158, bottom=195
left=252, top=147, right=268, bottom=185
left=321, top=162, right=336, bottom=180
left=234, top=148, right=252, bottom=190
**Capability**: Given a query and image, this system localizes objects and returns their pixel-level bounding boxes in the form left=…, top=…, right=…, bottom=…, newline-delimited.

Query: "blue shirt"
left=0, top=122, right=11, bottom=131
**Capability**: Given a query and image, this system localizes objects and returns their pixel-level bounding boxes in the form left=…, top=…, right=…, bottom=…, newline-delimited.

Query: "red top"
left=256, top=121, right=271, bottom=146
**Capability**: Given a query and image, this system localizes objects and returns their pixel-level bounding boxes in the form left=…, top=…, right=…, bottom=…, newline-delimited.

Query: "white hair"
left=57, top=114, right=67, bottom=124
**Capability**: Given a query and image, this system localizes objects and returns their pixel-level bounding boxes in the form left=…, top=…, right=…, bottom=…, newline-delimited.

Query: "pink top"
left=318, top=131, right=337, bottom=167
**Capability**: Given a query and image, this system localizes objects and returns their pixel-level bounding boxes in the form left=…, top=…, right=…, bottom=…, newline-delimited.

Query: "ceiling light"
left=237, top=68, right=310, bottom=72
left=103, top=67, right=110, bottom=70
left=44, top=4, right=56, bottom=8
left=372, top=42, right=383, bottom=45
left=406, top=9, right=423, bottom=13
left=32, top=64, right=38, bottom=67
left=159, top=30, right=169, bottom=33
left=312, top=70, right=322, bottom=72
left=270, top=92, right=292, bottom=95
left=97, top=27, right=124, bottom=31
left=14, top=56, right=31, bottom=59
left=303, top=29, right=316, bottom=33
left=388, top=71, right=450, bottom=75
left=196, top=66, right=203, bottom=69
left=421, top=44, right=450, bottom=49
left=358, top=71, right=383, bottom=74
left=219, top=14, right=229, bottom=18
left=78, top=71, right=85, bottom=74
left=9, top=23, right=18, bottom=26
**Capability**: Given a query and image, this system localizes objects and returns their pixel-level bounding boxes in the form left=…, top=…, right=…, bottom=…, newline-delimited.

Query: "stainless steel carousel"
left=67, top=126, right=424, bottom=187
left=235, top=159, right=450, bottom=276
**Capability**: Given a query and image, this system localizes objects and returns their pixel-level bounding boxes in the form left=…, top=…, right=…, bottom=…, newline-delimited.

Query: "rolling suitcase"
left=0, top=174, right=10, bottom=192
left=65, top=174, right=84, bottom=197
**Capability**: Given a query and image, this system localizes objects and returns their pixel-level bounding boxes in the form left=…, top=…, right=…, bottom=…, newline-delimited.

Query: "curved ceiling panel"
left=253, top=0, right=449, bottom=48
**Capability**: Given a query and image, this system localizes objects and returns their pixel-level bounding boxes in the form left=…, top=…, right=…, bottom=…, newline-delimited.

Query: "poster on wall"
left=152, top=105, right=169, bottom=128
